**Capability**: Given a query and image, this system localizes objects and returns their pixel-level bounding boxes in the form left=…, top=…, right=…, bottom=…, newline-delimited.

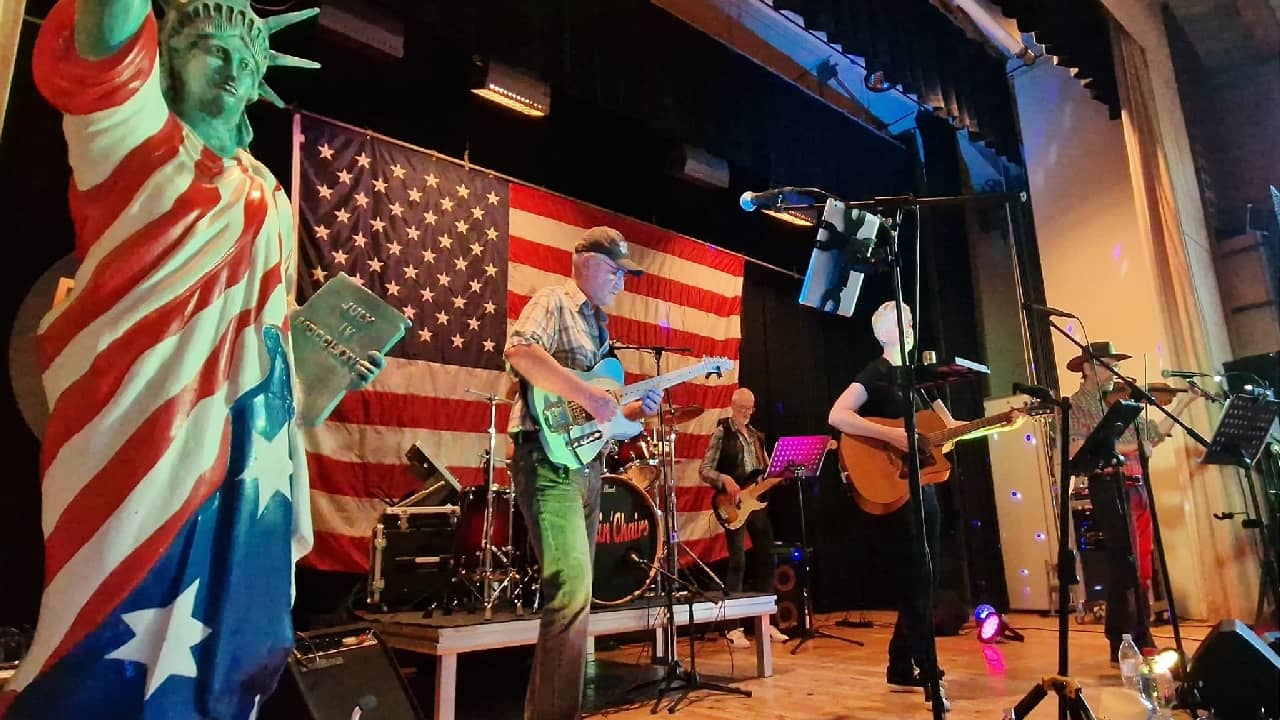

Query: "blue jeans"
left=510, top=439, right=602, bottom=720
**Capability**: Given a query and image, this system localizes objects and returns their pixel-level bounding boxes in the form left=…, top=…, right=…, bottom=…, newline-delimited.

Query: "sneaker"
left=924, top=683, right=952, bottom=713
left=887, top=666, right=946, bottom=689
left=725, top=628, right=751, bottom=648
left=767, top=624, right=790, bottom=642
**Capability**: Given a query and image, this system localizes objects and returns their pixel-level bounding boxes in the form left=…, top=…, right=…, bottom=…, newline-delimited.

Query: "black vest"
left=714, top=417, right=764, bottom=486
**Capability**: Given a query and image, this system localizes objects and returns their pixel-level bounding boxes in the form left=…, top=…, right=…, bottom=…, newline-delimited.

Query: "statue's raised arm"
left=74, top=0, right=150, bottom=60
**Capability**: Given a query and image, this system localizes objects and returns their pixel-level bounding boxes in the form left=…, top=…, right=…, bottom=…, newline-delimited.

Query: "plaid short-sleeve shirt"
left=506, top=280, right=611, bottom=432
left=1068, top=386, right=1164, bottom=477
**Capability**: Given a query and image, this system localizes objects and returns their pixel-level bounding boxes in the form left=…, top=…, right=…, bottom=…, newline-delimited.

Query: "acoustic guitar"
left=838, top=404, right=1053, bottom=514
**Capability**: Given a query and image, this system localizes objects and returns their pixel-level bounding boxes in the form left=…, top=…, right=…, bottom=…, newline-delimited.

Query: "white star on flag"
left=334, top=208, right=351, bottom=223
left=424, top=210, right=438, bottom=225
left=419, top=287, right=435, bottom=302
left=406, top=227, right=421, bottom=241
left=403, top=265, right=419, bottom=280
left=468, top=279, right=483, bottom=294
left=354, top=192, right=369, bottom=208
left=454, top=219, right=470, bottom=234
left=451, top=295, right=467, bottom=309
left=421, top=249, right=437, bottom=263
left=367, top=258, right=384, bottom=273
left=402, top=305, right=415, bottom=320
left=470, top=206, right=485, bottom=220
left=353, top=233, right=368, bottom=248
left=455, top=184, right=470, bottom=198
left=482, top=338, right=496, bottom=352
left=440, top=197, right=455, bottom=212
left=485, top=227, right=499, bottom=241
left=436, top=272, right=451, bottom=286
left=311, top=267, right=326, bottom=282
left=372, top=178, right=388, bottom=193
left=318, top=143, right=334, bottom=159
left=435, top=310, right=450, bottom=325
left=336, top=169, right=352, bottom=184
left=238, top=427, right=294, bottom=517
left=484, top=263, right=498, bottom=277
left=387, top=239, right=403, bottom=255
left=486, top=191, right=500, bottom=205
left=355, top=152, right=371, bottom=168
left=390, top=163, right=407, bottom=179
left=454, top=257, right=468, bottom=271
left=425, top=173, right=439, bottom=187
left=467, top=317, right=481, bottom=331
left=331, top=249, right=348, bottom=265
left=316, top=184, right=333, bottom=200
left=370, top=218, right=387, bottom=233
left=389, top=201, right=404, bottom=217
left=312, top=225, right=329, bottom=240
left=483, top=300, right=496, bottom=314
left=408, top=187, right=423, bottom=202
left=386, top=280, right=401, bottom=296
left=106, top=580, right=212, bottom=699
left=417, top=327, right=432, bottom=342
left=438, top=235, right=454, bottom=249
left=451, top=333, right=465, bottom=348
left=469, top=241, right=484, bottom=256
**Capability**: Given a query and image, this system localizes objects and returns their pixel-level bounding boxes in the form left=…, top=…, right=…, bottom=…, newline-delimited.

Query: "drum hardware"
left=461, top=387, right=526, bottom=620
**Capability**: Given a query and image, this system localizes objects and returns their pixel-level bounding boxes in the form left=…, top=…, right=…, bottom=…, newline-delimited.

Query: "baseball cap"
left=574, top=226, right=644, bottom=275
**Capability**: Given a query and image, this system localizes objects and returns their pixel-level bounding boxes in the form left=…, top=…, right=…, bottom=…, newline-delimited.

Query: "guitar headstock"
left=700, top=356, right=735, bottom=379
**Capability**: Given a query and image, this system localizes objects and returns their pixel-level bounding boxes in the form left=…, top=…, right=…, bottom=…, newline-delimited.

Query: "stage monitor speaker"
left=261, top=625, right=424, bottom=720
left=771, top=542, right=807, bottom=635
left=933, top=589, right=968, bottom=636
left=1186, top=618, right=1280, bottom=720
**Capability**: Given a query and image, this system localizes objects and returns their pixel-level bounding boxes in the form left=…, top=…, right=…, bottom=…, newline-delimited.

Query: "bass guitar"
left=530, top=355, right=734, bottom=470
left=712, top=439, right=838, bottom=529
left=839, top=404, right=1053, bottom=515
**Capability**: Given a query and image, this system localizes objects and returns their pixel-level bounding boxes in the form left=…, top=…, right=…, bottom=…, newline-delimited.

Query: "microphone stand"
left=624, top=553, right=750, bottom=713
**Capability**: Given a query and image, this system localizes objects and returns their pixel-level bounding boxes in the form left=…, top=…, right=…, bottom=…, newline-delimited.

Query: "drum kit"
left=370, top=389, right=709, bottom=617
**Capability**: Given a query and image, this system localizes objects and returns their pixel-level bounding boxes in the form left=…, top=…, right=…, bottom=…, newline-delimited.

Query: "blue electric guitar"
left=531, top=356, right=734, bottom=470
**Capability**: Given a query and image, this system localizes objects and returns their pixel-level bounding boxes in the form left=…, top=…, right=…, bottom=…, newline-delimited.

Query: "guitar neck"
left=927, top=410, right=1012, bottom=445
left=619, top=364, right=712, bottom=403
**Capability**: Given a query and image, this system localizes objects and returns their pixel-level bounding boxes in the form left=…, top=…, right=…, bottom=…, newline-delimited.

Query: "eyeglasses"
left=599, top=257, right=627, bottom=283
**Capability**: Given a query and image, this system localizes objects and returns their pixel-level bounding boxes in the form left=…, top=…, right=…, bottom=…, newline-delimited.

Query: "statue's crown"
left=158, top=0, right=319, bottom=107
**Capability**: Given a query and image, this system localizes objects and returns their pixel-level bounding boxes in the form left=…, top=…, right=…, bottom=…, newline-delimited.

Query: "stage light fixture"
left=762, top=208, right=818, bottom=227
left=974, top=603, right=996, bottom=623
left=977, top=611, right=1025, bottom=644
left=470, top=57, right=550, bottom=117
left=1152, top=647, right=1182, bottom=676
left=863, top=69, right=891, bottom=93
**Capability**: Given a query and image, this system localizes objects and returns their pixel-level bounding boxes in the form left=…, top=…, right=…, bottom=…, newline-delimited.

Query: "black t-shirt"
left=853, top=356, right=916, bottom=420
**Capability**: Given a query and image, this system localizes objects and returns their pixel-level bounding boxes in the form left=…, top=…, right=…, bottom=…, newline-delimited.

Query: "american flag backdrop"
left=293, top=114, right=744, bottom=573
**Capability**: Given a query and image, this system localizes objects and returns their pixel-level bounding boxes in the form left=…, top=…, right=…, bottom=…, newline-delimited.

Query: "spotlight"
left=762, top=208, right=818, bottom=227
left=974, top=603, right=996, bottom=623
left=470, top=57, right=550, bottom=117
left=977, top=611, right=1025, bottom=644
left=864, top=69, right=892, bottom=93
left=1152, top=647, right=1183, bottom=677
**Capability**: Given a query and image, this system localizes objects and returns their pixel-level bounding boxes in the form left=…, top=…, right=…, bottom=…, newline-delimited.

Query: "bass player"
left=699, top=387, right=790, bottom=647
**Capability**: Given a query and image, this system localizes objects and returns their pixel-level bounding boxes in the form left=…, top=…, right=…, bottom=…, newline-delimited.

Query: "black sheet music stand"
left=1201, top=394, right=1280, bottom=468
left=1068, top=400, right=1144, bottom=477
left=771, top=436, right=863, bottom=653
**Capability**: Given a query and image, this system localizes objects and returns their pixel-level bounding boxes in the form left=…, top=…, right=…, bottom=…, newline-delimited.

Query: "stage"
left=368, top=608, right=1210, bottom=719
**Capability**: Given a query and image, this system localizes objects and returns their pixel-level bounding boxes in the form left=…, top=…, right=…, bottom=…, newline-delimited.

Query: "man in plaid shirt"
left=1066, top=341, right=1200, bottom=662
left=504, top=226, right=662, bottom=720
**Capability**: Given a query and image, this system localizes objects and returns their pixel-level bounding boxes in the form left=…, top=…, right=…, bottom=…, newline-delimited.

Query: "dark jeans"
left=1087, top=473, right=1152, bottom=649
left=510, top=439, right=602, bottom=720
left=887, top=484, right=942, bottom=678
left=724, top=493, right=776, bottom=629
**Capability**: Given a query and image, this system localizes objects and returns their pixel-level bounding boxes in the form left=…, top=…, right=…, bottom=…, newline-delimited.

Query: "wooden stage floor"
left=576, top=610, right=1210, bottom=720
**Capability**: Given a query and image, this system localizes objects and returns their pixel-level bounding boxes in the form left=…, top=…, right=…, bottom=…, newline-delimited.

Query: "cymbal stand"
left=464, top=388, right=523, bottom=620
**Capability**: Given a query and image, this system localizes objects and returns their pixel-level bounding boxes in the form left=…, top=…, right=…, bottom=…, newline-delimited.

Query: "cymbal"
left=645, top=405, right=704, bottom=426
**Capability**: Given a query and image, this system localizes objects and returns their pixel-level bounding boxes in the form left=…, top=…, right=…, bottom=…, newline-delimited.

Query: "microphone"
left=1160, top=369, right=1219, bottom=380
left=626, top=548, right=648, bottom=567
left=1012, top=382, right=1056, bottom=403
left=739, top=187, right=824, bottom=212
left=1020, top=301, right=1077, bottom=318
left=351, top=694, right=378, bottom=720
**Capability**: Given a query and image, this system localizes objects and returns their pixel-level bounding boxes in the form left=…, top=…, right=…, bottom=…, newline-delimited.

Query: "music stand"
left=771, top=436, right=863, bottom=654
left=1068, top=400, right=1145, bottom=476
left=1201, top=394, right=1280, bottom=468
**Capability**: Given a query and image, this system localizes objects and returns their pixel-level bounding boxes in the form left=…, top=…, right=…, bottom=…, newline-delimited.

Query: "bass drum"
left=592, top=475, right=664, bottom=606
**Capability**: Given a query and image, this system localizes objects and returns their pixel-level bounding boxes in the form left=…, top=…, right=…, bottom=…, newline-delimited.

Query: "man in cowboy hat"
left=1066, top=341, right=1201, bottom=663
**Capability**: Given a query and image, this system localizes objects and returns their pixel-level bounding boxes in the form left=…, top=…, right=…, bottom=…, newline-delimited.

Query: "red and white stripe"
left=303, top=182, right=743, bottom=572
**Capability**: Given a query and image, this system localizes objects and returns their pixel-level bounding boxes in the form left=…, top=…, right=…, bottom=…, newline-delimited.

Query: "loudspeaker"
left=933, top=590, right=968, bottom=636
left=1186, top=619, right=1280, bottom=720
left=771, top=543, right=807, bottom=635
left=261, top=625, right=425, bottom=720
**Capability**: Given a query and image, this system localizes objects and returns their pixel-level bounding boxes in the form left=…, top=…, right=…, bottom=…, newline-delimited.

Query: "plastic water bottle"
left=1118, top=633, right=1142, bottom=690
left=1135, top=647, right=1176, bottom=718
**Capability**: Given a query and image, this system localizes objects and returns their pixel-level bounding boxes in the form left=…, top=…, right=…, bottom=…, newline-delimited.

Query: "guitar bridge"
left=570, top=429, right=602, bottom=448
